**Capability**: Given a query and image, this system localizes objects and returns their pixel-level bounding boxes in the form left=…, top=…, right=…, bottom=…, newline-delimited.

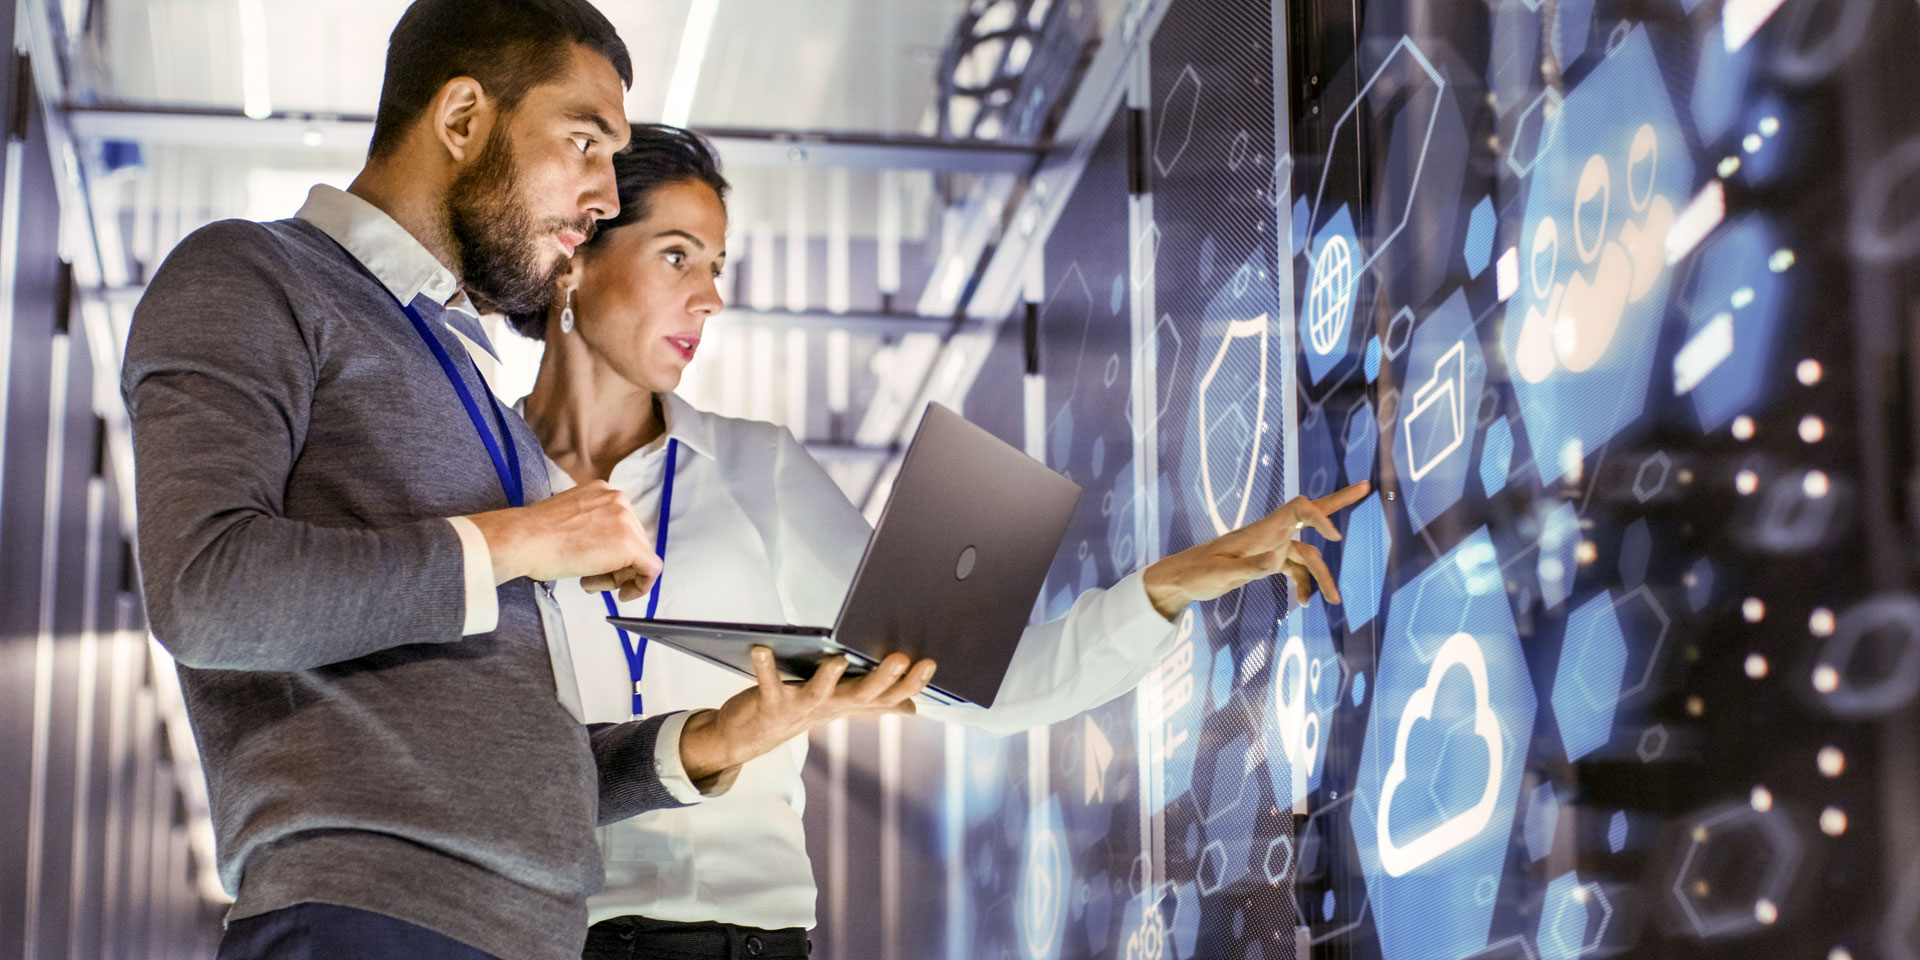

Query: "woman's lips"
left=666, top=335, right=700, bottom=361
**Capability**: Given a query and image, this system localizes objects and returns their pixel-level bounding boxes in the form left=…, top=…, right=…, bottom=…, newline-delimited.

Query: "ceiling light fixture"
left=236, top=0, right=273, bottom=120
left=660, top=0, right=720, bottom=128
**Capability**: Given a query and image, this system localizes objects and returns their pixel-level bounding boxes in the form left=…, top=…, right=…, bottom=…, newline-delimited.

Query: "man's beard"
left=444, top=132, right=590, bottom=317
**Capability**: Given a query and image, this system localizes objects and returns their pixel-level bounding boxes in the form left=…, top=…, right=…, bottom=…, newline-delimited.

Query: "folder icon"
left=1403, top=340, right=1469, bottom=483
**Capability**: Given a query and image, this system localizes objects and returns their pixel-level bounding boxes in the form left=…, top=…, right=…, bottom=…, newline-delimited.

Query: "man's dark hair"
left=368, top=0, right=633, bottom=160
left=508, top=124, right=730, bottom=339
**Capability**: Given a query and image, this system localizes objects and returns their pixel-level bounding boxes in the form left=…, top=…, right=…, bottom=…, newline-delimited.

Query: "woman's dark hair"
left=507, top=124, right=731, bottom=339
left=368, top=0, right=633, bottom=160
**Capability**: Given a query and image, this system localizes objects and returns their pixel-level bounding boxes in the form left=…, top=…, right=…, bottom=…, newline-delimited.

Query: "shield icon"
left=1196, top=313, right=1270, bottom=537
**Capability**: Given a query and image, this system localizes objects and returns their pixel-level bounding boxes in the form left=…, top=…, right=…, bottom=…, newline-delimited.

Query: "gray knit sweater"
left=122, top=216, right=684, bottom=960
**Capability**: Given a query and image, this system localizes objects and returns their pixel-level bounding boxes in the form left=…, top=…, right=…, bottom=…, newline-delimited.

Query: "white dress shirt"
left=293, top=184, right=710, bottom=802
left=540, top=391, right=1181, bottom=929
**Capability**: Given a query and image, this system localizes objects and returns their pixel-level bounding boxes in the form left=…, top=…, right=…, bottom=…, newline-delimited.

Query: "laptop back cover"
left=831, top=403, right=1081, bottom=707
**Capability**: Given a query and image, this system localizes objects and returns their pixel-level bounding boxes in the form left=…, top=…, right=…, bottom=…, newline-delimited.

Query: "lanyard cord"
left=604, top=436, right=679, bottom=715
left=397, top=301, right=525, bottom=508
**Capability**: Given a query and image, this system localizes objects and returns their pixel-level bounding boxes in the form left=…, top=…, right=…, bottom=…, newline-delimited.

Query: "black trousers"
left=582, top=916, right=811, bottom=960
left=217, top=902, right=501, bottom=960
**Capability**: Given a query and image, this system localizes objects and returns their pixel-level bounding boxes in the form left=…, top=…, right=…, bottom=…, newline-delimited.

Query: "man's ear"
left=429, top=76, right=495, bottom=164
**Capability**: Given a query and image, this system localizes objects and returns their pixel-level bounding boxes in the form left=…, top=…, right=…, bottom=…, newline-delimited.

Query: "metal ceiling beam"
left=63, top=104, right=1044, bottom=174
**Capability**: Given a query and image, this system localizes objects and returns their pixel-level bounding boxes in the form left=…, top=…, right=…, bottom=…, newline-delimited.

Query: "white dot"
left=1813, top=665, right=1841, bottom=694
left=1799, top=416, right=1825, bottom=443
left=1719, top=156, right=1743, bottom=177
left=1750, top=785, right=1774, bottom=811
left=1821, top=807, right=1848, bottom=836
left=1577, top=541, right=1598, bottom=565
left=1759, top=116, right=1781, bottom=137
left=1732, top=415, right=1757, bottom=440
left=1818, top=746, right=1845, bottom=777
left=1745, top=654, right=1769, bottom=679
left=1804, top=471, right=1831, bottom=498
left=1798, top=359, right=1823, bottom=385
left=1737, top=470, right=1759, bottom=495
left=1731, top=286, right=1756, bottom=309
left=1756, top=899, right=1779, bottom=925
left=1743, top=598, right=1766, bottom=622
left=1743, top=133, right=1764, bottom=154
left=1770, top=249, right=1797, bottom=273
left=1810, top=608, right=1836, bottom=637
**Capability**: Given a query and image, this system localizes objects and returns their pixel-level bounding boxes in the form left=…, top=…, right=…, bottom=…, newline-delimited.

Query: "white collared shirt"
left=541, top=391, right=1181, bottom=929
left=293, top=184, right=710, bottom=802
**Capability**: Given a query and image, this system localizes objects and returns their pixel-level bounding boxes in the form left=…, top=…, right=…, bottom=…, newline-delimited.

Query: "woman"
left=510, top=125, right=1367, bottom=960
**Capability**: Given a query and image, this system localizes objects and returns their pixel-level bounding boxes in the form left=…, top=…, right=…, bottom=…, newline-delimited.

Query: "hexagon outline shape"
left=1154, top=64, right=1201, bottom=177
left=1264, top=836, right=1296, bottom=885
left=1632, top=451, right=1672, bottom=502
left=1311, top=36, right=1449, bottom=276
left=1614, top=585, right=1671, bottom=701
left=1505, top=87, right=1564, bottom=179
left=1670, top=804, right=1803, bottom=940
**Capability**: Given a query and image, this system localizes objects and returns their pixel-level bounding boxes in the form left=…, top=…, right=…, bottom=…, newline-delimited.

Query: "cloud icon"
left=1375, top=631, right=1505, bottom=877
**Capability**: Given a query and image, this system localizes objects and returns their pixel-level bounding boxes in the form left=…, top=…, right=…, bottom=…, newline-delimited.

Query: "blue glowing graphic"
left=1481, top=418, right=1514, bottom=496
left=1353, top=528, right=1536, bottom=960
left=1209, top=643, right=1235, bottom=708
left=1553, top=592, right=1631, bottom=761
left=1502, top=28, right=1694, bottom=483
left=1465, top=196, right=1496, bottom=278
left=1354, top=672, right=1368, bottom=706
left=1536, top=872, right=1609, bottom=960
left=1267, top=600, right=1343, bottom=806
left=1393, top=290, right=1487, bottom=532
left=1524, top=782, right=1560, bottom=862
left=1677, top=216, right=1789, bottom=431
left=1157, top=611, right=1206, bottom=801
left=1550, top=0, right=1594, bottom=67
left=1180, top=257, right=1278, bottom=539
left=1537, top=502, right=1580, bottom=610
left=1339, top=493, right=1391, bottom=632
left=1303, top=205, right=1361, bottom=385
left=1200, top=734, right=1259, bottom=894
left=1018, top=795, right=1069, bottom=960
left=1345, top=400, right=1378, bottom=486
left=1608, top=811, right=1629, bottom=852
left=1365, top=335, right=1382, bottom=382
left=1291, top=196, right=1311, bottom=256
left=1302, top=406, right=1339, bottom=500
left=1690, top=27, right=1758, bottom=146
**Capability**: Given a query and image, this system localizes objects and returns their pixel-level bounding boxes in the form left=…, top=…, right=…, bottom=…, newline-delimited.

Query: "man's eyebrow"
left=564, top=108, right=622, bottom=138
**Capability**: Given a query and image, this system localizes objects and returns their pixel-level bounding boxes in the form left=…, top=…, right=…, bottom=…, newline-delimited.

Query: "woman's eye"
left=665, top=252, right=686, bottom=267
left=570, top=136, right=592, bottom=154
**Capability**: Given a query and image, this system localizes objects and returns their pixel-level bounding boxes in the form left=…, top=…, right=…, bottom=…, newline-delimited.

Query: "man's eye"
left=571, top=136, right=592, bottom=154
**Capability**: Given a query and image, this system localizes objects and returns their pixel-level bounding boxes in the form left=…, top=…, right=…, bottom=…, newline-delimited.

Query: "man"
left=120, top=2, right=929, bottom=958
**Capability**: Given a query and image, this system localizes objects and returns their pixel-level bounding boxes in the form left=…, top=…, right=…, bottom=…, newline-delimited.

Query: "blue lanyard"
left=399, top=301, right=525, bottom=508
left=603, top=436, right=679, bottom=715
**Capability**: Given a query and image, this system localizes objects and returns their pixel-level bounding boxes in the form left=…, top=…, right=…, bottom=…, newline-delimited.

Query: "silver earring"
left=560, top=290, right=575, bottom=334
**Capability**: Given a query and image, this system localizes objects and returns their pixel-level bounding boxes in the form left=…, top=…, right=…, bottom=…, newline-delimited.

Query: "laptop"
left=609, top=402, right=1080, bottom=708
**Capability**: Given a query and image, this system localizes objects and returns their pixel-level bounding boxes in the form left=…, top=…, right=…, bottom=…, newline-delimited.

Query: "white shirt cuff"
left=652, top=710, right=733, bottom=802
left=446, top=516, right=499, bottom=636
left=1107, top=569, right=1182, bottom=653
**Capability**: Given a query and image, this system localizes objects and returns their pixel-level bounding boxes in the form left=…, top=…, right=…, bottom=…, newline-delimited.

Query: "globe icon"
left=1308, top=233, right=1356, bottom=356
